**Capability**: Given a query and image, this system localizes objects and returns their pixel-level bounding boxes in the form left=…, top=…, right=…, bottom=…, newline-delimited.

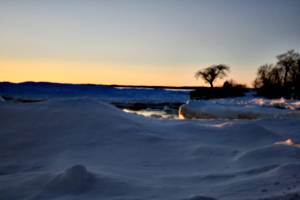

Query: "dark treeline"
left=253, top=50, right=300, bottom=99
left=191, top=64, right=248, bottom=99
left=191, top=50, right=300, bottom=100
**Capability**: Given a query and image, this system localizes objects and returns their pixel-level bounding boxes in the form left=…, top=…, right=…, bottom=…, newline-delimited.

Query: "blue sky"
left=1, top=0, right=299, bottom=86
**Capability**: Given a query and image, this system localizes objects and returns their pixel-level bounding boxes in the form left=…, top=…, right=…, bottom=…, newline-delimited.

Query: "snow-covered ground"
left=179, top=96, right=300, bottom=120
left=1, top=82, right=300, bottom=200
left=0, top=82, right=191, bottom=104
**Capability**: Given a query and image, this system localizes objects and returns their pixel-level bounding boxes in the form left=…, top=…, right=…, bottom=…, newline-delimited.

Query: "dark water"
left=122, top=108, right=179, bottom=119
left=112, top=101, right=183, bottom=119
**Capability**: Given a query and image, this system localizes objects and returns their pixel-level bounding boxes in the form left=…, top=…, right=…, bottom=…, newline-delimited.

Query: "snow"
left=179, top=92, right=300, bottom=119
left=1, top=98, right=300, bottom=199
left=1, top=82, right=300, bottom=200
left=275, top=139, right=300, bottom=148
left=210, top=96, right=300, bottom=110
left=0, top=82, right=190, bottom=104
left=179, top=100, right=300, bottom=119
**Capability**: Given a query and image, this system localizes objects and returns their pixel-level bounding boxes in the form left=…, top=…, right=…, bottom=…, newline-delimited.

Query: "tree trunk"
left=283, top=66, right=291, bottom=98
left=209, top=82, right=214, bottom=88
left=283, top=66, right=289, bottom=88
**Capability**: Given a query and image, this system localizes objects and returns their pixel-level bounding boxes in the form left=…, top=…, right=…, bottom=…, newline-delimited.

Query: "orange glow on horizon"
left=0, top=60, right=204, bottom=87
left=1, top=59, right=252, bottom=87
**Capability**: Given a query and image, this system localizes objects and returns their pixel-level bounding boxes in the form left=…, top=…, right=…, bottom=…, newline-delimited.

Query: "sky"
left=1, top=0, right=300, bottom=87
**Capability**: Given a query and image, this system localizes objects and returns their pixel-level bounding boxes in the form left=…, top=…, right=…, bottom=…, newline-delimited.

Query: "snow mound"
left=209, top=95, right=300, bottom=110
left=45, top=165, right=90, bottom=194
left=234, top=144, right=300, bottom=167
left=249, top=97, right=300, bottom=110
left=179, top=100, right=300, bottom=119
left=201, top=122, right=284, bottom=148
left=60, top=165, right=89, bottom=187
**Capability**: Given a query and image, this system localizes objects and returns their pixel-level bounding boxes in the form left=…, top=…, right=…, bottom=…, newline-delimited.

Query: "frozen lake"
left=1, top=82, right=299, bottom=119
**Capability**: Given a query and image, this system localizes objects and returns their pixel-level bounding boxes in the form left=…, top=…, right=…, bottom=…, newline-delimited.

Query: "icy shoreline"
left=1, top=81, right=300, bottom=120
left=179, top=99, right=300, bottom=120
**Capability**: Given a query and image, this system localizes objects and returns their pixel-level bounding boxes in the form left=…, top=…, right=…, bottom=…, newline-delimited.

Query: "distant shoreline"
left=108, top=84, right=200, bottom=90
left=0, top=81, right=202, bottom=90
left=1, top=81, right=254, bottom=90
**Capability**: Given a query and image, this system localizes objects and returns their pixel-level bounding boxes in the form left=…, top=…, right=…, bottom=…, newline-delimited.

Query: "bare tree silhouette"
left=253, top=50, right=300, bottom=99
left=195, top=65, right=230, bottom=88
left=276, top=50, right=300, bottom=89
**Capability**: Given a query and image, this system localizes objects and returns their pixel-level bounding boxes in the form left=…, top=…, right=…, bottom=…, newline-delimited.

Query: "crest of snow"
left=179, top=100, right=300, bottom=119
left=275, top=139, right=300, bottom=148
left=211, top=96, right=300, bottom=110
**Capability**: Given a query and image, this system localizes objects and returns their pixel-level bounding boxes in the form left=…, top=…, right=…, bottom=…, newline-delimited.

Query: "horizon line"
left=0, top=81, right=253, bottom=89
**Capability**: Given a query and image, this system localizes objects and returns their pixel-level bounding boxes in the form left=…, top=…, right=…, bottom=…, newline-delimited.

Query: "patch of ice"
left=179, top=100, right=300, bottom=119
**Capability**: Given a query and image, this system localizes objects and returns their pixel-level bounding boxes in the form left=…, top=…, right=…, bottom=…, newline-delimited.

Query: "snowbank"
left=1, top=98, right=300, bottom=200
left=179, top=100, right=300, bottom=119
left=213, top=96, right=300, bottom=110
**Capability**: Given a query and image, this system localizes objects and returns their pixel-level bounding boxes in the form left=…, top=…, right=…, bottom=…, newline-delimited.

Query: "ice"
left=0, top=82, right=190, bottom=104
left=179, top=99, right=300, bottom=119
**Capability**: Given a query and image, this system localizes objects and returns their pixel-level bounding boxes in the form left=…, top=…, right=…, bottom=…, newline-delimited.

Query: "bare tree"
left=195, top=65, right=230, bottom=88
left=276, top=49, right=300, bottom=88
left=295, top=60, right=300, bottom=99
left=253, top=64, right=284, bottom=98
left=252, top=64, right=274, bottom=88
left=253, top=50, right=300, bottom=99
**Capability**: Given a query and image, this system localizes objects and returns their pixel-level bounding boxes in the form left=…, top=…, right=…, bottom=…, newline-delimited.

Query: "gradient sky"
left=1, top=0, right=300, bottom=87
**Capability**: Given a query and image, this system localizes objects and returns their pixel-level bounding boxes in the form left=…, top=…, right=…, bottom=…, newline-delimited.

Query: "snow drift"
left=179, top=100, right=300, bottom=119
left=1, top=98, right=300, bottom=200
